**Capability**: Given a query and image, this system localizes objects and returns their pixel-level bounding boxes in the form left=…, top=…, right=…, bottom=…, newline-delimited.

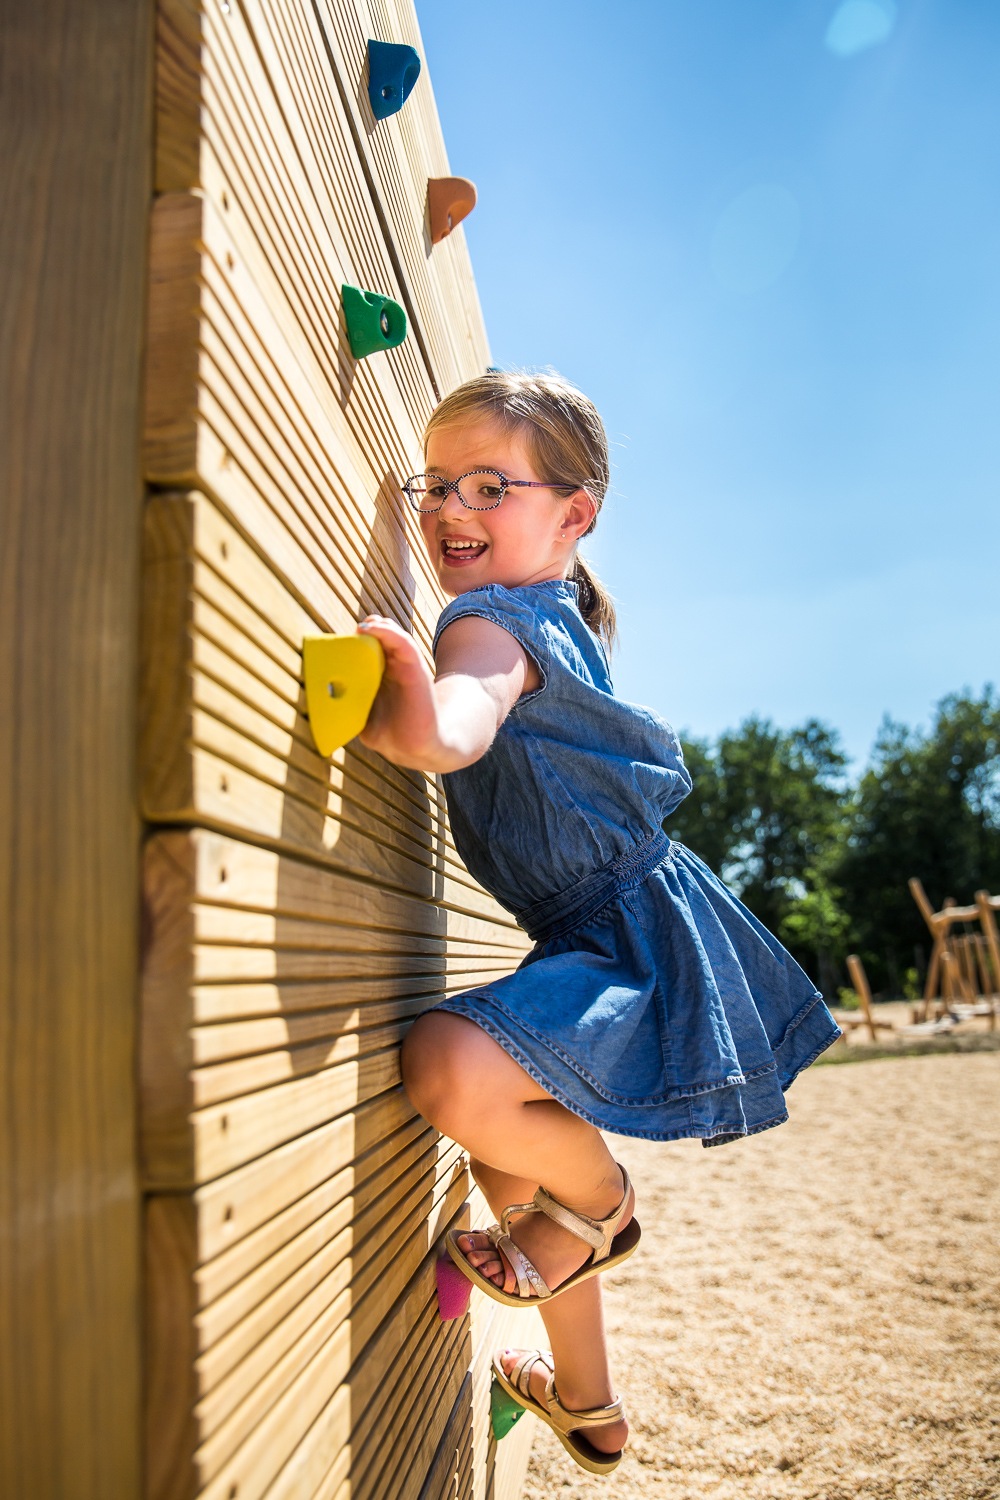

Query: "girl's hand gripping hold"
left=357, top=613, right=539, bottom=774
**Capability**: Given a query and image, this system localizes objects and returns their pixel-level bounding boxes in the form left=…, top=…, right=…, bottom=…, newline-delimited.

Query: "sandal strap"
left=546, top=1393, right=626, bottom=1435
left=508, top=1348, right=551, bottom=1400
left=500, top=1350, right=626, bottom=1438
left=487, top=1227, right=551, bottom=1300
left=532, top=1164, right=632, bottom=1263
left=499, top=1199, right=537, bottom=1235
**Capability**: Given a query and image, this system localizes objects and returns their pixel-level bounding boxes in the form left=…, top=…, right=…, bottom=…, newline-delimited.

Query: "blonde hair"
left=425, top=370, right=617, bottom=650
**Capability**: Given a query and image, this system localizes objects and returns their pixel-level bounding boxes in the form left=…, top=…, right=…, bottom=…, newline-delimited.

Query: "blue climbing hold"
left=367, top=39, right=421, bottom=120
left=341, top=284, right=407, bottom=359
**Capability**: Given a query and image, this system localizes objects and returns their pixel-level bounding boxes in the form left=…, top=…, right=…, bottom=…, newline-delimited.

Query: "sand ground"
left=520, top=1051, right=1000, bottom=1498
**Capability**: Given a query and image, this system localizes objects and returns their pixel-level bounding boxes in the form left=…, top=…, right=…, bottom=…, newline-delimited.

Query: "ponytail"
left=572, top=554, right=617, bottom=653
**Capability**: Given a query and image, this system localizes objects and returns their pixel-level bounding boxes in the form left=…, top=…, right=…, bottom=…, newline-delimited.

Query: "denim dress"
left=431, top=579, right=841, bottom=1146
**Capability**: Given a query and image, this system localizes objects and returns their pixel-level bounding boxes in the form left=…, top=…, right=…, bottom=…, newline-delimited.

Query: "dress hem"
left=428, top=1002, right=798, bottom=1146
left=435, top=985, right=832, bottom=1107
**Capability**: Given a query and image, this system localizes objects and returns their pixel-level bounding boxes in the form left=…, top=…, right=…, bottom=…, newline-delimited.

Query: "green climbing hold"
left=490, top=1377, right=525, bottom=1441
left=341, top=284, right=407, bottom=359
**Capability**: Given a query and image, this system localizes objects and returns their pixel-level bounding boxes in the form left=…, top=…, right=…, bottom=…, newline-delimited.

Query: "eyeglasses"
left=402, top=469, right=579, bottom=513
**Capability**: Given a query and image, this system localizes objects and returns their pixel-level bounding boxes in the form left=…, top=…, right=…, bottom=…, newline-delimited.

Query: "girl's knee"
left=401, top=1012, right=487, bottom=1131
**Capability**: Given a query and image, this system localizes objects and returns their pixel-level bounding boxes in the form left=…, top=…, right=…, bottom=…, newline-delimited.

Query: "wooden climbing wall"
left=141, top=0, right=539, bottom=1496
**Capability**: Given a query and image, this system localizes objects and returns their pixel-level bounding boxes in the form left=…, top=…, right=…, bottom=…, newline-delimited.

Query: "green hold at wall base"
left=490, top=1377, right=526, bottom=1441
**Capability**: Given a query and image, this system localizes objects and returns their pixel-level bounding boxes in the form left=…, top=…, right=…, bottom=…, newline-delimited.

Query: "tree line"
left=664, top=687, right=1000, bottom=997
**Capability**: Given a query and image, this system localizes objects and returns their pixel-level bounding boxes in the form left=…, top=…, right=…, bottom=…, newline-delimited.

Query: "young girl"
left=356, top=371, right=841, bottom=1476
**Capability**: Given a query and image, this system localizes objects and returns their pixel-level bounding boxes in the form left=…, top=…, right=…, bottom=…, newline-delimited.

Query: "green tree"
left=833, top=687, right=1000, bottom=990
left=666, top=717, right=850, bottom=979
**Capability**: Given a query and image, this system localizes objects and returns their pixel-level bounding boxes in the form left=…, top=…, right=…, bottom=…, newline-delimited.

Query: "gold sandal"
left=492, top=1348, right=627, bottom=1475
left=445, top=1162, right=640, bottom=1308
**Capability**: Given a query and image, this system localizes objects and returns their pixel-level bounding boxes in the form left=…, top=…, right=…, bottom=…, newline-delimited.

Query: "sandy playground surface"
left=521, top=1050, right=1000, bottom=1499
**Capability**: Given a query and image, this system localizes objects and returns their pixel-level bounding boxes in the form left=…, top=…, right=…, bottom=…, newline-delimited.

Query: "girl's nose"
left=438, top=485, right=469, bottom=521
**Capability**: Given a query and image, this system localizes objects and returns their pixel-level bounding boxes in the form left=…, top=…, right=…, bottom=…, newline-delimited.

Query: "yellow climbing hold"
left=303, top=633, right=385, bottom=756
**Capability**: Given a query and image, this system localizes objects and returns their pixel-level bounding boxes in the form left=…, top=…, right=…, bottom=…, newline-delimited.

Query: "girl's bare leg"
left=402, top=1011, right=636, bottom=1298
left=472, top=1158, right=629, bottom=1457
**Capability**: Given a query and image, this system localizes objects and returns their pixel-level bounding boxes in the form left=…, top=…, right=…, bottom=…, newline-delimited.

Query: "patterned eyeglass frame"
left=402, top=468, right=579, bottom=513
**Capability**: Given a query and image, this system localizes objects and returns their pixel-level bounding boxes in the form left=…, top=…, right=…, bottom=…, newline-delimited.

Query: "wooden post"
left=909, top=879, right=980, bottom=1015
left=846, top=955, right=880, bottom=1042
left=908, top=876, right=938, bottom=930
left=972, top=935, right=989, bottom=995
left=975, top=891, right=1000, bottom=1032
left=922, top=940, right=942, bottom=1018
left=0, top=1, right=153, bottom=1494
left=975, top=891, right=1000, bottom=992
left=910, top=877, right=942, bottom=1018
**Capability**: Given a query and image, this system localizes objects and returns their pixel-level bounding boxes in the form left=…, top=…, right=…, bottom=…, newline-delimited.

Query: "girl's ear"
left=560, top=488, right=598, bottom=541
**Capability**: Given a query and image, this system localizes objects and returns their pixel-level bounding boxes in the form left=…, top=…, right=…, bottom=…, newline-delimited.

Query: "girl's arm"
left=356, top=613, right=539, bottom=772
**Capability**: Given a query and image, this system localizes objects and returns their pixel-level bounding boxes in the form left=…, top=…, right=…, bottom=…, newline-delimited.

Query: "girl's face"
left=419, top=419, right=596, bottom=596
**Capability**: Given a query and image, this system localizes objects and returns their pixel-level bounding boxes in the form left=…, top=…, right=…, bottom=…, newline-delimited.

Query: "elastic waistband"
left=515, top=828, right=674, bottom=945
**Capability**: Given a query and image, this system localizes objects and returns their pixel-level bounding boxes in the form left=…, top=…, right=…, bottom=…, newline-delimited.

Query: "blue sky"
left=416, top=0, right=999, bottom=767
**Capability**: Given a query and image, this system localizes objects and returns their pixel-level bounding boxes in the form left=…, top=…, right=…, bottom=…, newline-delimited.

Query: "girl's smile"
left=439, top=533, right=490, bottom=568
left=420, top=420, right=595, bottom=595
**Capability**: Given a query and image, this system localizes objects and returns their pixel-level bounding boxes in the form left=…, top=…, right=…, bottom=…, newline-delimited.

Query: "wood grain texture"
left=143, top=191, right=445, bottom=655
left=139, top=0, right=535, bottom=1492
left=0, top=1, right=153, bottom=1494
left=140, top=828, right=523, bottom=1187
left=139, top=491, right=529, bottom=920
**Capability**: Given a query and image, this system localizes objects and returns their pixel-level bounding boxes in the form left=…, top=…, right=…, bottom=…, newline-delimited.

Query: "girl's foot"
left=496, top=1348, right=629, bottom=1457
left=456, top=1165, right=634, bottom=1298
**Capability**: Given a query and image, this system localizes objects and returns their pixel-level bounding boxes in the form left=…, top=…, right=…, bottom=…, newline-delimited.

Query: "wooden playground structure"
left=3, top=1, right=538, bottom=1496
left=840, top=881, right=1000, bottom=1042
left=909, top=879, right=1000, bottom=1027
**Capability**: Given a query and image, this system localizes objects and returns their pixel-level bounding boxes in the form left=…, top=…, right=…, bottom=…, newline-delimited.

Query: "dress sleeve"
left=431, top=585, right=549, bottom=704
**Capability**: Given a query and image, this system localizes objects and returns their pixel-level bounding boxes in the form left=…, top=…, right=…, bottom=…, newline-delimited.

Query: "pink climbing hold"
left=436, top=1256, right=472, bottom=1320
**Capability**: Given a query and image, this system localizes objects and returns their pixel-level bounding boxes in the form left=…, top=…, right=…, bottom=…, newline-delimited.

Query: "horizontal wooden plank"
left=146, top=1136, right=467, bottom=1500
left=155, top=0, right=473, bottom=416
left=194, top=1043, right=399, bottom=1184
left=189, top=983, right=505, bottom=1067
left=195, top=1140, right=464, bottom=1391
left=193, top=1090, right=419, bottom=1275
left=149, top=1137, right=535, bottom=1500
left=192, top=1163, right=470, bottom=1492
left=141, top=829, right=526, bottom=1186
left=142, top=493, right=494, bottom=891
left=252, top=0, right=488, bottom=390
left=144, top=490, right=446, bottom=824
left=143, top=195, right=441, bottom=649
left=276, top=1286, right=466, bottom=1500
left=310, top=0, right=489, bottom=378
left=155, top=823, right=521, bottom=974
left=197, top=1128, right=444, bottom=1341
left=205, top=1184, right=533, bottom=1500
left=188, top=969, right=512, bottom=1033
left=188, top=906, right=517, bottom=963
left=190, top=1018, right=400, bottom=1110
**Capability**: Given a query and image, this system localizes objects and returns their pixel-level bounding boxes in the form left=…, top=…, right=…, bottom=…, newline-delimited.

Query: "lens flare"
left=824, top=0, right=897, bottom=58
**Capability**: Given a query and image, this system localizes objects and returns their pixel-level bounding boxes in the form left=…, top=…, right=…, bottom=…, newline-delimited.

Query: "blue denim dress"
left=431, top=579, right=841, bottom=1146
